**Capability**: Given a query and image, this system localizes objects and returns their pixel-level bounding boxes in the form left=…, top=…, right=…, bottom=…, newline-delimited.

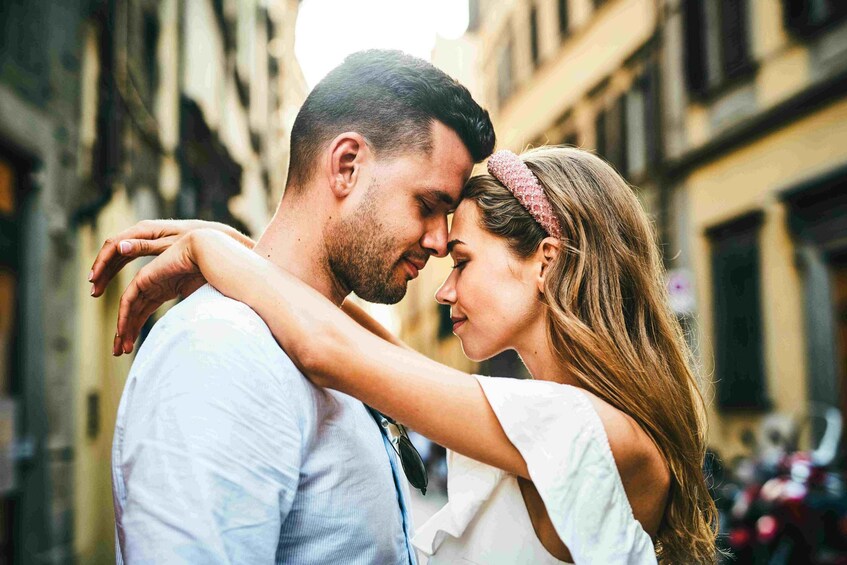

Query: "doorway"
left=0, top=151, right=20, bottom=563
left=832, top=254, right=847, bottom=421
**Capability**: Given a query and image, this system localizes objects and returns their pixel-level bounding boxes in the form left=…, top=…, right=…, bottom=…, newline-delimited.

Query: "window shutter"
left=707, top=212, right=770, bottom=410
left=720, top=0, right=751, bottom=80
left=595, top=109, right=607, bottom=159
left=558, top=0, right=570, bottom=37
left=605, top=96, right=627, bottom=174
left=530, top=5, right=540, bottom=67
left=683, top=0, right=709, bottom=96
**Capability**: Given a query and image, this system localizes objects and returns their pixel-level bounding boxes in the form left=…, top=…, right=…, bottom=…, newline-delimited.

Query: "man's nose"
left=421, top=215, right=448, bottom=258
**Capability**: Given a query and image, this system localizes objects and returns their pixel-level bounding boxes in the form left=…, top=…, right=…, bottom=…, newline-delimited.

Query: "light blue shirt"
left=112, top=285, right=416, bottom=564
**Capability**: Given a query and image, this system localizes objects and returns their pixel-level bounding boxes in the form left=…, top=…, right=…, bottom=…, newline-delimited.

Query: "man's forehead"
left=423, top=187, right=460, bottom=208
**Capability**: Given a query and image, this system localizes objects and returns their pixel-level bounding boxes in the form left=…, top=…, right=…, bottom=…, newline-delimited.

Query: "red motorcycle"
left=723, top=405, right=847, bottom=564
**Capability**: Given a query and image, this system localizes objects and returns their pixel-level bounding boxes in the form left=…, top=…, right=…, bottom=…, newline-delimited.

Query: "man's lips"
left=402, top=257, right=427, bottom=279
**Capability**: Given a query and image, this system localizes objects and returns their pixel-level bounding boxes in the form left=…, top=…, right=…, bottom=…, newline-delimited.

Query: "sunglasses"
left=369, top=407, right=429, bottom=495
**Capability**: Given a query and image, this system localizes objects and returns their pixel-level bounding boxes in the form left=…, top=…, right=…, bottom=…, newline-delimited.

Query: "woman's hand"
left=89, top=219, right=253, bottom=298
left=111, top=230, right=206, bottom=356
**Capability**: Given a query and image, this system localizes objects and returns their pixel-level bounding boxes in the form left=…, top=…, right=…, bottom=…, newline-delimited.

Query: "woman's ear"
left=327, top=132, right=369, bottom=198
left=534, top=237, right=561, bottom=293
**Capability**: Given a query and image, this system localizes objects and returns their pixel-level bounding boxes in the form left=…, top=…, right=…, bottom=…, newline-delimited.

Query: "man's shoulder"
left=136, top=285, right=302, bottom=382
left=165, top=284, right=271, bottom=336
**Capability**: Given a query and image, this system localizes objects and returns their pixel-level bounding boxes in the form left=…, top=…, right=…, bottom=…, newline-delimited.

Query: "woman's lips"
left=451, top=317, right=467, bottom=332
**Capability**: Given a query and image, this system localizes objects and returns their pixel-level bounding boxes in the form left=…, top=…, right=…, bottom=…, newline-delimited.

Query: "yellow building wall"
left=687, top=97, right=847, bottom=457
left=74, top=188, right=136, bottom=563
left=493, top=0, right=657, bottom=149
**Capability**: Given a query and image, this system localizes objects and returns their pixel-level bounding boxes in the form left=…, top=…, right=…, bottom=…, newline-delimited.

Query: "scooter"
left=722, top=405, right=847, bottom=564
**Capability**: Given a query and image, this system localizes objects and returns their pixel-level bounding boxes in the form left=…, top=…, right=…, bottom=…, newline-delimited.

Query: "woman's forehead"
left=448, top=200, right=489, bottom=250
left=453, top=199, right=479, bottom=225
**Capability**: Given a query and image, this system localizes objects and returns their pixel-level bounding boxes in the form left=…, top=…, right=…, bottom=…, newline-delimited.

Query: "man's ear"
left=534, top=237, right=561, bottom=293
left=326, top=132, right=370, bottom=199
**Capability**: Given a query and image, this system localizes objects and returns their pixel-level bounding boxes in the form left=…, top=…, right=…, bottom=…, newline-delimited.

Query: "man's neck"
left=252, top=204, right=349, bottom=306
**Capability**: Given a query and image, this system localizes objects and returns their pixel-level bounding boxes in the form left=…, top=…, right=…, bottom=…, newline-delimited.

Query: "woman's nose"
left=435, top=272, right=457, bottom=305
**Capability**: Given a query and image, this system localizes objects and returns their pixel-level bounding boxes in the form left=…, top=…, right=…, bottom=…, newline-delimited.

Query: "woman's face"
left=435, top=200, right=543, bottom=361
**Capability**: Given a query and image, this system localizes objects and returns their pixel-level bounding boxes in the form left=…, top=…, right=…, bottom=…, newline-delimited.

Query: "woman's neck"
left=514, top=315, right=579, bottom=387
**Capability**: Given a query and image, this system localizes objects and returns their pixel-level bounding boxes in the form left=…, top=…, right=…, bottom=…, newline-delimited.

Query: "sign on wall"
left=666, top=268, right=696, bottom=316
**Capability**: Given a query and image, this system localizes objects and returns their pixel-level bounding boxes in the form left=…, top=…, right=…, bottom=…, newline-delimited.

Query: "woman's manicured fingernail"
left=119, top=241, right=131, bottom=254
left=88, top=270, right=94, bottom=282
left=90, top=285, right=96, bottom=296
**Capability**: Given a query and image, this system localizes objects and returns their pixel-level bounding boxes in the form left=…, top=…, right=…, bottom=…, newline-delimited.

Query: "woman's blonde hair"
left=464, top=146, right=717, bottom=563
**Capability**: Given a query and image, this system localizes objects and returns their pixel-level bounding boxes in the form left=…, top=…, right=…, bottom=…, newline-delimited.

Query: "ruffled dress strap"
left=473, top=375, right=657, bottom=564
left=412, top=448, right=506, bottom=556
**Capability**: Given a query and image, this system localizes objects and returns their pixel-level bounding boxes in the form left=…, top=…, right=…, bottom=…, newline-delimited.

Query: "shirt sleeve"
left=115, top=316, right=307, bottom=563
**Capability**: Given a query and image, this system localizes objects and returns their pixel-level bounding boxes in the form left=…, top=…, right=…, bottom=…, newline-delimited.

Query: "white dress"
left=411, top=376, right=658, bottom=564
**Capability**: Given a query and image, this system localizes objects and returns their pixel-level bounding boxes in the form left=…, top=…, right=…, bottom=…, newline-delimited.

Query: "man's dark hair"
left=287, top=49, right=496, bottom=188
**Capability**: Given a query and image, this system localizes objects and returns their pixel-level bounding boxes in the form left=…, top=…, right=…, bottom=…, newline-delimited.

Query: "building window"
left=0, top=0, right=48, bottom=103
left=127, top=1, right=160, bottom=108
left=595, top=97, right=627, bottom=174
left=530, top=5, right=540, bottom=67
left=782, top=0, right=847, bottom=37
left=558, top=0, right=569, bottom=38
left=0, top=158, right=17, bottom=268
left=595, top=108, right=607, bottom=157
left=93, top=8, right=124, bottom=189
left=683, top=0, right=708, bottom=95
left=706, top=211, right=769, bottom=411
left=625, top=88, right=647, bottom=178
left=720, top=0, right=751, bottom=81
left=625, top=65, right=660, bottom=178
left=683, top=0, right=753, bottom=97
left=496, top=37, right=514, bottom=107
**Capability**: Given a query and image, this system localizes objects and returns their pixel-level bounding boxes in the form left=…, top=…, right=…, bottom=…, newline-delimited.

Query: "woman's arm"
left=90, top=219, right=413, bottom=349
left=116, top=229, right=529, bottom=479
left=90, top=219, right=254, bottom=297
left=340, top=300, right=412, bottom=351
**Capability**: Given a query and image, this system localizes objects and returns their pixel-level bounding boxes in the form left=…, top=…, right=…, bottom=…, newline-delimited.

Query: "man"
left=96, top=50, right=495, bottom=563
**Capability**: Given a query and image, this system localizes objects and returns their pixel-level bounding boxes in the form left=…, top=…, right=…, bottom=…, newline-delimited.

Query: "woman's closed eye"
left=451, top=259, right=468, bottom=271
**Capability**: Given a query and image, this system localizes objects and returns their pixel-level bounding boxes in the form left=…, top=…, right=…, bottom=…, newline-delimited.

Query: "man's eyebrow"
left=446, top=239, right=465, bottom=253
left=425, top=188, right=456, bottom=207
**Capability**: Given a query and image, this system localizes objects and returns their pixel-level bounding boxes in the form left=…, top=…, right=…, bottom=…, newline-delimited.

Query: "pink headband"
left=486, top=150, right=562, bottom=239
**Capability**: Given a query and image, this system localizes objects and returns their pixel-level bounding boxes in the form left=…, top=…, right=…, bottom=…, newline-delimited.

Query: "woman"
left=96, top=147, right=717, bottom=563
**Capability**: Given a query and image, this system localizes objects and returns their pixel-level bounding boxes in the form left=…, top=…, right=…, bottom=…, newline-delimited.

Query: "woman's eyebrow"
left=446, top=239, right=465, bottom=253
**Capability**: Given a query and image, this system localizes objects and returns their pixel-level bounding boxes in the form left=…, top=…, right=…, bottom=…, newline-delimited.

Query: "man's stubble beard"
left=324, top=181, right=409, bottom=304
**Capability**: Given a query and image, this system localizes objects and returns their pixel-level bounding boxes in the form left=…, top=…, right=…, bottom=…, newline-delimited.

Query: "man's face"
left=325, top=121, right=474, bottom=304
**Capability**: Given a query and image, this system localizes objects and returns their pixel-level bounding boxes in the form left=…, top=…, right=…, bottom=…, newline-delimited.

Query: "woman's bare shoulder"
left=577, top=388, right=670, bottom=535
left=575, top=390, right=661, bottom=463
